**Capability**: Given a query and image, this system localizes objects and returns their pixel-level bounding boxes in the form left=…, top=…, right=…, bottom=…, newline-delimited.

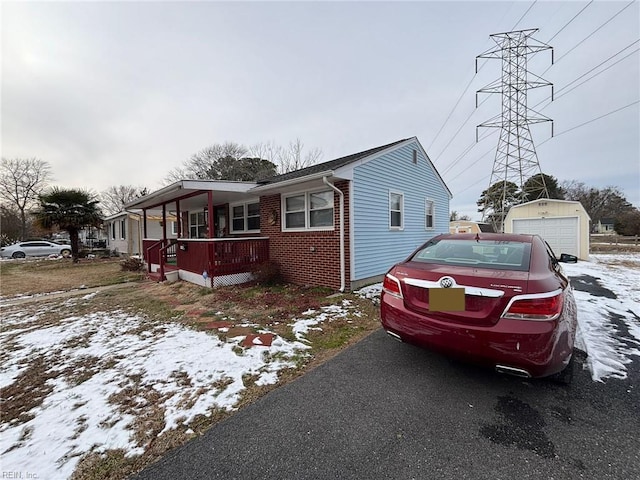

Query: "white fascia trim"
left=249, top=170, right=335, bottom=194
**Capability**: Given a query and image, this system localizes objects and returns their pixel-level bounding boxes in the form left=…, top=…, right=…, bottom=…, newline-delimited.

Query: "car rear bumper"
left=380, top=293, right=572, bottom=378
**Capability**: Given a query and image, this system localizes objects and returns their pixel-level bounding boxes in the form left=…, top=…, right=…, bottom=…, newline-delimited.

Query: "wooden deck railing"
left=144, top=237, right=269, bottom=283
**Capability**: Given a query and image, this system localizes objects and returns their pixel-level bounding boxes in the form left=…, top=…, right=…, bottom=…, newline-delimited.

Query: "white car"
left=0, top=240, right=72, bottom=259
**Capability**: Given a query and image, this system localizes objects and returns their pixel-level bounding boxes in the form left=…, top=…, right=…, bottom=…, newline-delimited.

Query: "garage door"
left=512, top=217, right=579, bottom=257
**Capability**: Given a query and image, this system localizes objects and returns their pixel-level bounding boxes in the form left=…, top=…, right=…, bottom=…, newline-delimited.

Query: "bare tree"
left=100, top=185, right=149, bottom=216
left=561, top=181, right=633, bottom=224
left=250, top=138, right=323, bottom=174
left=164, top=142, right=249, bottom=184
left=0, top=157, right=52, bottom=239
left=164, top=139, right=323, bottom=184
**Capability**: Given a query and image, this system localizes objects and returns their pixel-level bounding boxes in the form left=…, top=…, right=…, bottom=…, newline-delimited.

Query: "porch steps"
left=147, top=272, right=164, bottom=282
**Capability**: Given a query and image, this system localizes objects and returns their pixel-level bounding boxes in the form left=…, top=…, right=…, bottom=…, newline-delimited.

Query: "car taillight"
left=383, top=274, right=403, bottom=299
left=503, top=291, right=564, bottom=320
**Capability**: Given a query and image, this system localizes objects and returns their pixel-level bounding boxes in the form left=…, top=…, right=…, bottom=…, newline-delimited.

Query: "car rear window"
left=410, top=239, right=532, bottom=271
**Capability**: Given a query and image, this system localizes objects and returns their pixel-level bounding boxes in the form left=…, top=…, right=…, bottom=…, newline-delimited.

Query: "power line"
left=427, top=75, right=477, bottom=152
left=446, top=144, right=496, bottom=183
left=542, top=0, right=636, bottom=74
left=546, top=1, right=594, bottom=43
left=429, top=1, right=540, bottom=159
left=511, top=1, right=538, bottom=30
left=537, top=100, right=640, bottom=147
left=533, top=39, right=639, bottom=110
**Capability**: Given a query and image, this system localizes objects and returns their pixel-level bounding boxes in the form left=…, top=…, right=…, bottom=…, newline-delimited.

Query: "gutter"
left=249, top=170, right=335, bottom=194
left=323, top=176, right=345, bottom=293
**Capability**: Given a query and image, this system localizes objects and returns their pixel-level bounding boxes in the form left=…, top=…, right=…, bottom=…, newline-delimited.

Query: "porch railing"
left=144, top=238, right=177, bottom=280
left=143, top=237, right=269, bottom=284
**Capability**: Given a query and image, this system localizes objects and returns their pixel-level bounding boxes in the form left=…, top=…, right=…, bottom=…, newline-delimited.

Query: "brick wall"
left=260, top=180, right=351, bottom=290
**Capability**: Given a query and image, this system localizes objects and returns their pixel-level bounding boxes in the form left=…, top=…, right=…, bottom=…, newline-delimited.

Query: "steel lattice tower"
left=476, top=28, right=554, bottom=232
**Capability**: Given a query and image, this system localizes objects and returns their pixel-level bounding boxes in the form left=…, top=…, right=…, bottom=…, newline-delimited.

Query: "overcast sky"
left=2, top=0, right=639, bottom=220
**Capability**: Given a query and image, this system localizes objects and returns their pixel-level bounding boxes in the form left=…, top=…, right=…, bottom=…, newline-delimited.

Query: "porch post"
left=162, top=204, right=167, bottom=240
left=175, top=200, right=182, bottom=237
left=207, top=191, right=214, bottom=239
left=143, top=209, right=148, bottom=238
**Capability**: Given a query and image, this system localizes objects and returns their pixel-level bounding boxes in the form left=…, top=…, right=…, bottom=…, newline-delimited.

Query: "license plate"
left=429, top=287, right=465, bottom=312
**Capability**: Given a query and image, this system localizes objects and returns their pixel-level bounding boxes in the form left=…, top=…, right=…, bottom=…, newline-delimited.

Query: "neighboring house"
left=104, top=211, right=178, bottom=256
left=125, top=137, right=452, bottom=290
left=79, top=226, right=108, bottom=249
left=594, top=217, right=616, bottom=234
left=503, top=199, right=591, bottom=260
left=449, top=220, right=494, bottom=234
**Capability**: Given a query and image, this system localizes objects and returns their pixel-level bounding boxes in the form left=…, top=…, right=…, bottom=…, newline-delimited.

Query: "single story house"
left=125, top=137, right=452, bottom=291
left=104, top=211, right=178, bottom=256
left=503, top=199, right=591, bottom=260
left=449, top=220, right=494, bottom=234
left=594, top=217, right=616, bottom=234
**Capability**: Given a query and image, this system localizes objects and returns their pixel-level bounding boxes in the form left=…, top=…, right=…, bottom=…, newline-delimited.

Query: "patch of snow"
left=0, top=305, right=329, bottom=479
left=563, top=254, right=640, bottom=382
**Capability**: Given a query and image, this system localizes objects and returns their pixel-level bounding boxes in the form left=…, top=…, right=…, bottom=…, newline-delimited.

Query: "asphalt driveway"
left=132, top=325, right=639, bottom=480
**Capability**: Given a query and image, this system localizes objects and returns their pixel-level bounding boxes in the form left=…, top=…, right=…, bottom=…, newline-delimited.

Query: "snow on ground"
left=0, top=254, right=637, bottom=478
left=0, top=296, right=362, bottom=479
left=561, top=254, right=640, bottom=382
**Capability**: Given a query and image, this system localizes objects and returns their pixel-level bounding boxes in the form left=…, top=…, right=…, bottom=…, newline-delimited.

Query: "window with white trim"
left=110, top=222, right=116, bottom=240
left=171, top=221, right=179, bottom=236
left=231, top=202, right=260, bottom=233
left=120, top=219, right=126, bottom=240
left=189, top=211, right=207, bottom=238
left=389, top=192, right=404, bottom=229
left=283, top=190, right=334, bottom=230
left=425, top=199, right=435, bottom=229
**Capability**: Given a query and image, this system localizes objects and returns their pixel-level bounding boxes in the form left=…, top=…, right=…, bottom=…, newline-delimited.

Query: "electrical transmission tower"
left=476, top=28, right=554, bottom=232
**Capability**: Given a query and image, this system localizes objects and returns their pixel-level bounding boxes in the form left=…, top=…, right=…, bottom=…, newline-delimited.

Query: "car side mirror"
left=558, top=253, right=578, bottom=263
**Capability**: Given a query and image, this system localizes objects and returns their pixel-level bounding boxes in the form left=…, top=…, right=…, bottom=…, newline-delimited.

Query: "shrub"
left=251, top=260, right=283, bottom=285
left=121, top=257, right=145, bottom=272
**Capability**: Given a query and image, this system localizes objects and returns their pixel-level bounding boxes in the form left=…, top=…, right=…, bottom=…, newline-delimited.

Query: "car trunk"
left=396, top=262, right=530, bottom=327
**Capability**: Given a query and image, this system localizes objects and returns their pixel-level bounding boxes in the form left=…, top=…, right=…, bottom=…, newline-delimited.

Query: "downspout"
left=323, top=176, right=345, bottom=292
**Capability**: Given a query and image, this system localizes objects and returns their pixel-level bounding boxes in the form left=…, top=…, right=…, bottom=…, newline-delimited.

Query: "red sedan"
left=380, top=233, right=578, bottom=383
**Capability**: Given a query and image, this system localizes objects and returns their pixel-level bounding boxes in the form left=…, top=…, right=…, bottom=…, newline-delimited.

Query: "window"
left=120, top=219, right=126, bottom=240
left=230, top=202, right=260, bottom=233
left=411, top=239, right=532, bottom=272
left=110, top=222, right=116, bottom=240
left=189, top=211, right=207, bottom=238
left=171, top=221, right=179, bottom=236
left=412, top=149, right=418, bottom=164
left=283, top=190, right=334, bottom=230
left=389, top=192, right=403, bottom=229
left=425, top=199, right=435, bottom=229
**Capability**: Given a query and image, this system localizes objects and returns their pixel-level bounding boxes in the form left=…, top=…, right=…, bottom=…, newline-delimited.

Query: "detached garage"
left=504, top=199, right=591, bottom=260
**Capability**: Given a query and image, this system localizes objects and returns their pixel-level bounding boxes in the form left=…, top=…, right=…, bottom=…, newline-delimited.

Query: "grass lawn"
left=0, top=257, right=381, bottom=480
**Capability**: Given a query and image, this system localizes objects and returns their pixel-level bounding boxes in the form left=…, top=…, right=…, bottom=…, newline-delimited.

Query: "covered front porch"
left=126, top=180, right=269, bottom=287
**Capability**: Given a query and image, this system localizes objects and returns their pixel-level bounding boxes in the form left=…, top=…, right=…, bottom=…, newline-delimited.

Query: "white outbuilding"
left=503, top=199, right=591, bottom=260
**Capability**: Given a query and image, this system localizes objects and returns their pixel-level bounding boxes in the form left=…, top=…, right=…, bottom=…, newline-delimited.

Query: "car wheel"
left=12, top=251, right=26, bottom=259
left=61, top=249, right=71, bottom=258
left=550, top=354, right=575, bottom=385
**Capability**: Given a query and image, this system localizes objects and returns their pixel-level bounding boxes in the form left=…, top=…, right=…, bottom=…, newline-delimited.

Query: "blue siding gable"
left=351, top=139, right=450, bottom=282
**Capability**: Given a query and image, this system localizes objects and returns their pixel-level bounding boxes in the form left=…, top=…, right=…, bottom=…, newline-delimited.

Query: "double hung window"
left=283, top=190, right=334, bottom=230
left=231, top=202, right=260, bottom=233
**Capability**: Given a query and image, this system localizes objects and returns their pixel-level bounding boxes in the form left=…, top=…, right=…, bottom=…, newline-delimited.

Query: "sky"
left=1, top=253, right=639, bottom=478
left=2, top=0, right=639, bottom=220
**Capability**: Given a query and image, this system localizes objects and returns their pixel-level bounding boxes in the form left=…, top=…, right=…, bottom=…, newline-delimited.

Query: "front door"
left=215, top=206, right=227, bottom=238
